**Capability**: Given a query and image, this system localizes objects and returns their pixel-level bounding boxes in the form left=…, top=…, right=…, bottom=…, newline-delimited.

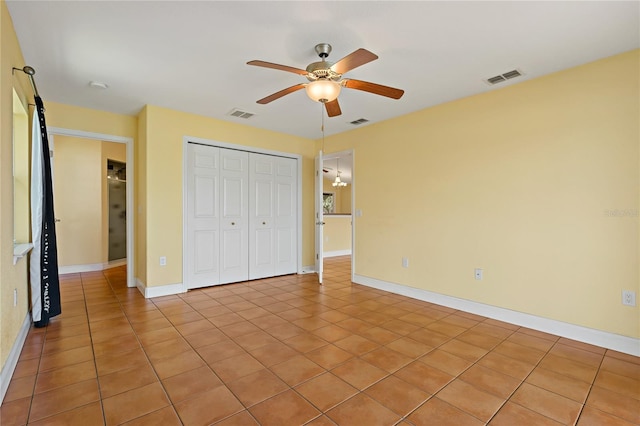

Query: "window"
left=323, top=193, right=335, bottom=214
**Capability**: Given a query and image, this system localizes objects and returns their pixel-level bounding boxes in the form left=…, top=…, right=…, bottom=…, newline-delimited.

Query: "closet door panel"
left=194, top=230, right=217, bottom=272
left=220, top=149, right=249, bottom=284
left=249, top=154, right=275, bottom=280
left=186, top=144, right=220, bottom=289
left=274, top=158, right=297, bottom=275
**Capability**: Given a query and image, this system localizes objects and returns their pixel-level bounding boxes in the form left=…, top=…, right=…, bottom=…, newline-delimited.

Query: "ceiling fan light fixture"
left=306, top=79, right=341, bottom=103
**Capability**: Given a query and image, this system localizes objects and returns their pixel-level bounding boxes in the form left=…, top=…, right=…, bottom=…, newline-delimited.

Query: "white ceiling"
left=7, top=1, right=639, bottom=140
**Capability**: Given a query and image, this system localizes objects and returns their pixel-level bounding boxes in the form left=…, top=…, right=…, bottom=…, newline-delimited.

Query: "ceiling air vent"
left=350, top=118, right=369, bottom=126
left=485, top=69, right=523, bottom=85
left=228, top=108, right=255, bottom=119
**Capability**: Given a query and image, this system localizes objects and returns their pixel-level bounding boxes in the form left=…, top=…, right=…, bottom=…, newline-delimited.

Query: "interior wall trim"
left=301, top=265, right=316, bottom=274
left=0, top=313, right=31, bottom=405
left=136, top=278, right=185, bottom=299
left=354, top=274, right=640, bottom=357
left=323, top=250, right=352, bottom=258
left=58, top=259, right=127, bottom=275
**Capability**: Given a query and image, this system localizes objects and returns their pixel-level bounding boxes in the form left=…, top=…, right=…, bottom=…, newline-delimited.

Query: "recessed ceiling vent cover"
left=228, top=108, right=255, bottom=119
left=485, top=69, right=523, bottom=85
left=350, top=118, right=369, bottom=125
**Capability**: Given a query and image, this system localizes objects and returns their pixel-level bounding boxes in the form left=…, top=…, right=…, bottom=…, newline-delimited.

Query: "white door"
left=249, top=153, right=297, bottom=279
left=315, top=151, right=324, bottom=283
left=220, top=149, right=249, bottom=284
left=185, top=142, right=298, bottom=289
left=186, top=144, right=220, bottom=289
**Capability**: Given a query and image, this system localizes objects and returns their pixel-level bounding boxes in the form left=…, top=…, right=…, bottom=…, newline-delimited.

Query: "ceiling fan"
left=247, top=43, right=404, bottom=117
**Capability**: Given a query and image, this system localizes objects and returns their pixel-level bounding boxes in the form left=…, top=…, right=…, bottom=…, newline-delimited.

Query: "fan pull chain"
left=321, top=103, right=325, bottom=152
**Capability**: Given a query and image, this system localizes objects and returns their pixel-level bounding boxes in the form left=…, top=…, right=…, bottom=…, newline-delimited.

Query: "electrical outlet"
left=160, top=256, right=167, bottom=266
left=474, top=268, right=483, bottom=280
left=13, top=288, right=17, bottom=307
left=622, top=290, right=636, bottom=306
left=402, top=257, right=409, bottom=268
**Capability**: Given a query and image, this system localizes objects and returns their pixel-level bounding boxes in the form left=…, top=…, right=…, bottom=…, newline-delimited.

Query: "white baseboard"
left=354, top=274, right=640, bottom=357
left=301, top=265, right=316, bottom=274
left=1, top=313, right=31, bottom=405
left=323, top=250, right=352, bottom=258
left=106, top=259, right=127, bottom=269
left=136, top=277, right=185, bottom=299
left=59, top=259, right=127, bottom=275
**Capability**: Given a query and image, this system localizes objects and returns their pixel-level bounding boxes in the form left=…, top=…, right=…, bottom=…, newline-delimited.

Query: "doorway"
left=321, top=150, right=354, bottom=280
left=107, top=160, right=127, bottom=262
left=48, top=127, right=134, bottom=287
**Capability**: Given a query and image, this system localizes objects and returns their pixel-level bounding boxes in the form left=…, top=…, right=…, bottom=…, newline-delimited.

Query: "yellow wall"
left=138, top=105, right=315, bottom=287
left=324, top=50, right=639, bottom=339
left=324, top=215, right=352, bottom=254
left=341, top=184, right=352, bottom=214
left=0, top=0, right=31, bottom=369
left=45, top=101, right=137, bottom=140
left=53, top=136, right=102, bottom=266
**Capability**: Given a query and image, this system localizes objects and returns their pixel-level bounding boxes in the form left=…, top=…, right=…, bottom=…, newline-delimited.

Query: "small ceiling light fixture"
left=332, top=158, right=347, bottom=187
left=306, top=79, right=341, bottom=103
left=89, top=81, right=109, bottom=90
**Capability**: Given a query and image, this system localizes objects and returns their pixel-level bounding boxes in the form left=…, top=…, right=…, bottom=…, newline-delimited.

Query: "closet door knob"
left=262, top=221, right=266, bottom=225
left=231, top=222, right=235, bottom=226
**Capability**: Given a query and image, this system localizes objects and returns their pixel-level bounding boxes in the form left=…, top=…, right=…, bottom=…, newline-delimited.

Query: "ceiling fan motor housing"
left=305, top=43, right=342, bottom=81
left=305, top=62, right=341, bottom=81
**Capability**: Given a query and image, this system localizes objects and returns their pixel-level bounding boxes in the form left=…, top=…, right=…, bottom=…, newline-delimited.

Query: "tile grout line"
left=571, top=346, right=607, bottom=426
left=81, top=272, right=110, bottom=426
left=100, top=269, right=182, bottom=425
left=396, top=318, right=519, bottom=424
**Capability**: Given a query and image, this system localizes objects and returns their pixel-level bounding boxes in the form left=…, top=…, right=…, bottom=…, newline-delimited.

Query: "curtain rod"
left=12, top=65, right=40, bottom=98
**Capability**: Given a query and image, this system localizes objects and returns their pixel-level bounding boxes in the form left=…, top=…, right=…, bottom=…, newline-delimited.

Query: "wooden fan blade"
left=325, top=99, right=342, bottom=117
left=257, top=84, right=306, bottom=104
left=330, top=48, right=378, bottom=75
left=247, top=60, right=309, bottom=76
left=343, top=79, right=404, bottom=99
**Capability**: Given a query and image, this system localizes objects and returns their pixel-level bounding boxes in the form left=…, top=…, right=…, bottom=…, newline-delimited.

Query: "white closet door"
left=220, top=149, right=249, bottom=284
left=186, top=144, right=220, bottom=289
left=249, top=153, right=297, bottom=279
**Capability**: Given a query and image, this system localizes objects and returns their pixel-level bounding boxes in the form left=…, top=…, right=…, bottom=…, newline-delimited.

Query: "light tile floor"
left=1, top=256, right=638, bottom=425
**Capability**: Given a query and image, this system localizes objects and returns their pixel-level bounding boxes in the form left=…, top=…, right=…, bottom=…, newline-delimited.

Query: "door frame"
left=182, top=136, right=303, bottom=293
left=47, top=127, right=135, bottom=288
left=315, top=150, right=323, bottom=283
